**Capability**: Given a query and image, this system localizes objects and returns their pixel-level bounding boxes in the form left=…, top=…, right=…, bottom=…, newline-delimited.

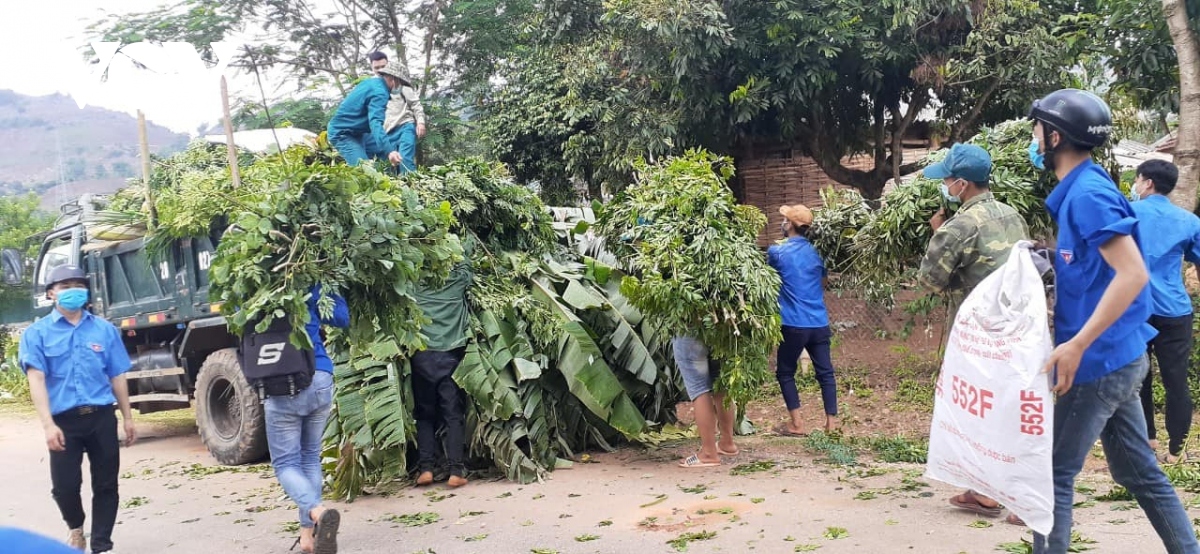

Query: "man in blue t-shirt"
left=1128, top=159, right=1200, bottom=464
left=767, top=204, right=837, bottom=435
left=19, top=265, right=134, bottom=554
left=326, top=61, right=408, bottom=168
left=1028, top=89, right=1198, bottom=554
left=262, top=285, right=349, bottom=554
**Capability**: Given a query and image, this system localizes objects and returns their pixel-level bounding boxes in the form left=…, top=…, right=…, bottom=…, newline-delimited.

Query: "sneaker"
left=66, top=528, right=86, bottom=550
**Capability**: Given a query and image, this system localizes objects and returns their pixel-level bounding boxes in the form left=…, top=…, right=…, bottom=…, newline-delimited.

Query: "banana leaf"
left=529, top=276, right=648, bottom=437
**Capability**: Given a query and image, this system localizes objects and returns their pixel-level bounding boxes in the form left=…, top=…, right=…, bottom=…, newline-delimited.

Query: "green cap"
left=923, top=143, right=992, bottom=184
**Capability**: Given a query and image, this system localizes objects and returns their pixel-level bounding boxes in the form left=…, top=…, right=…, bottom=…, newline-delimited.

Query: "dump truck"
left=0, top=129, right=319, bottom=465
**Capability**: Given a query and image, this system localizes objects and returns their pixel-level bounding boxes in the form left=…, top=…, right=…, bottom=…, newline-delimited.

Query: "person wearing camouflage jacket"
left=916, top=143, right=1030, bottom=527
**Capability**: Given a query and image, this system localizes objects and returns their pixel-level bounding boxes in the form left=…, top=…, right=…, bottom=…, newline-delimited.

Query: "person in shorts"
left=673, top=336, right=738, bottom=467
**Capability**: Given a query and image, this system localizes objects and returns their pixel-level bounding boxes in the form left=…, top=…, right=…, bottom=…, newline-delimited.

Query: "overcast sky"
left=0, top=0, right=288, bottom=135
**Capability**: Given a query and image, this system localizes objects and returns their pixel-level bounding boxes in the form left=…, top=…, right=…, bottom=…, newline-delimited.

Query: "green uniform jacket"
left=917, top=192, right=1030, bottom=305
left=413, top=242, right=474, bottom=352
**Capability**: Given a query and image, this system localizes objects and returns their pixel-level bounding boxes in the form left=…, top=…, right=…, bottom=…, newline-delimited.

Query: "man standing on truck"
left=412, top=241, right=473, bottom=488
left=915, top=143, right=1031, bottom=526
left=19, top=265, right=136, bottom=554
left=326, top=60, right=409, bottom=168
left=364, top=51, right=426, bottom=174
left=264, top=284, right=349, bottom=554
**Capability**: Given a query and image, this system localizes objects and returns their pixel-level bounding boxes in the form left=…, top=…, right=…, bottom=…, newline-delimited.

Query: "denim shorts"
left=672, top=336, right=720, bottom=401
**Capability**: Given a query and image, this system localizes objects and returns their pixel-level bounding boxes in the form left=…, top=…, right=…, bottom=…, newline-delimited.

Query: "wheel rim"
left=206, top=376, right=242, bottom=441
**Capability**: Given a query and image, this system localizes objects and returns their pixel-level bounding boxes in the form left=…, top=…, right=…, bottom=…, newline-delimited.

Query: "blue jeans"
left=1033, top=355, right=1198, bottom=554
left=363, top=122, right=417, bottom=174
left=329, top=133, right=369, bottom=167
left=265, top=371, right=334, bottom=529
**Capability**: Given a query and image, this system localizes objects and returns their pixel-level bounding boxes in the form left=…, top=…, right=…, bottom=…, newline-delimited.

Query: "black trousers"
left=50, top=404, right=120, bottom=553
left=1140, top=313, right=1195, bottom=455
left=776, top=326, right=838, bottom=416
left=411, top=347, right=467, bottom=476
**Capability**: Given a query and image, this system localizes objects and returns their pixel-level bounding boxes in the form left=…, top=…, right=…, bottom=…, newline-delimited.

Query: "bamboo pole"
left=221, top=76, right=242, bottom=189
left=137, top=110, right=158, bottom=229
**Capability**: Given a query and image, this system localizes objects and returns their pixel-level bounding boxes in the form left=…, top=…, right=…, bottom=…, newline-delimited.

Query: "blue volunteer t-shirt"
left=767, top=236, right=830, bottom=328
left=1130, top=194, right=1200, bottom=318
left=1045, top=159, right=1157, bottom=384
left=19, top=310, right=131, bottom=415
left=305, top=284, right=351, bottom=373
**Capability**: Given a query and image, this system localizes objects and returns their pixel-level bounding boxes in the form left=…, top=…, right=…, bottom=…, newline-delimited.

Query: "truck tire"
left=194, top=348, right=268, bottom=465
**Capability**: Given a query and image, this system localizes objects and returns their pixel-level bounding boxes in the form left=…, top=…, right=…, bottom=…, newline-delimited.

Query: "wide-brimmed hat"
left=377, top=61, right=412, bottom=86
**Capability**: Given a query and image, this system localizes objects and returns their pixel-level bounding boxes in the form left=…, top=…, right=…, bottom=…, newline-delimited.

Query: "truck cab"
left=9, top=197, right=265, bottom=465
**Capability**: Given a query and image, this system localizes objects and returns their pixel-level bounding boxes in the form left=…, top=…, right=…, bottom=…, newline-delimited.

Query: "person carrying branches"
left=915, top=143, right=1030, bottom=527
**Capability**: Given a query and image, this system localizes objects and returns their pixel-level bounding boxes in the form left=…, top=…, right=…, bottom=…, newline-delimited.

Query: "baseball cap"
left=779, top=204, right=813, bottom=227
left=922, top=143, right=992, bottom=184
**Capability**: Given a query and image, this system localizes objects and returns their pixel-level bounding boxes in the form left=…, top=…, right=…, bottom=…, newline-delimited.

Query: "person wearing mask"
left=1128, top=159, right=1200, bottom=465
left=915, top=143, right=1030, bottom=526
left=261, top=285, right=349, bottom=554
left=19, top=265, right=135, bottom=553
left=364, top=51, right=426, bottom=174
left=1027, top=88, right=1198, bottom=554
left=411, top=240, right=474, bottom=488
left=326, top=60, right=408, bottom=168
left=768, top=204, right=838, bottom=436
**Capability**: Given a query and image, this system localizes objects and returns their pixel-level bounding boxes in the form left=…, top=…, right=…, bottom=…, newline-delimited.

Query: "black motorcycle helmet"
left=45, top=264, right=89, bottom=292
left=1027, top=88, right=1114, bottom=150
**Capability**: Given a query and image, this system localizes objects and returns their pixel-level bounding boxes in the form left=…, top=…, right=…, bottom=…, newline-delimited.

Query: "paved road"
left=0, top=409, right=1173, bottom=553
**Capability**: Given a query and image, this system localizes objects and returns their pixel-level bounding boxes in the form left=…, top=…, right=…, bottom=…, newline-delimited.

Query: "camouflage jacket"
left=917, top=192, right=1029, bottom=297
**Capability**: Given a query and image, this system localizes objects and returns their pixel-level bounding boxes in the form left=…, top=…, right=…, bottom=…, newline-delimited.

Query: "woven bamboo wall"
left=741, top=148, right=933, bottom=247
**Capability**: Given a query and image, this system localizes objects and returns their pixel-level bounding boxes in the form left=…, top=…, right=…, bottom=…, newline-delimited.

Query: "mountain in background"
left=0, top=89, right=190, bottom=211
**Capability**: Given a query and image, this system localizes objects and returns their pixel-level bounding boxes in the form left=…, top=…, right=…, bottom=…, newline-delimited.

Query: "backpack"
left=239, top=315, right=316, bottom=400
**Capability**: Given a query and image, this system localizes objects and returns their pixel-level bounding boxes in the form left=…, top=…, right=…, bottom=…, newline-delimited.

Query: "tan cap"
left=377, top=61, right=413, bottom=86
left=779, top=204, right=813, bottom=227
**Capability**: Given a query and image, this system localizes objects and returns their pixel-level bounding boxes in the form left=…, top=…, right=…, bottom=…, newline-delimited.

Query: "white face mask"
left=940, top=179, right=964, bottom=203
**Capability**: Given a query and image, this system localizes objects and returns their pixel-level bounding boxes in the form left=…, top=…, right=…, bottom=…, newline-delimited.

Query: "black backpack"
left=239, top=315, right=316, bottom=400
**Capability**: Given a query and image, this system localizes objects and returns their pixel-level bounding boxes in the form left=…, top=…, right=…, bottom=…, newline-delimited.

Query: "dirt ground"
left=0, top=400, right=1188, bottom=554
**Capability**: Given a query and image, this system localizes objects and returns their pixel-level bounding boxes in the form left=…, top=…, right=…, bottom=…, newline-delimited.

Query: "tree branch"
left=950, top=77, right=1002, bottom=144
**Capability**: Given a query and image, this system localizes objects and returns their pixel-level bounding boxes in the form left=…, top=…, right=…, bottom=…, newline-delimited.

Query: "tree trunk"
left=1164, top=0, right=1200, bottom=211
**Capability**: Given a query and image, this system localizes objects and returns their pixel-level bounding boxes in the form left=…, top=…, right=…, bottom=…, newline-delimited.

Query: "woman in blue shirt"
left=767, top=204, right=837, bottom=436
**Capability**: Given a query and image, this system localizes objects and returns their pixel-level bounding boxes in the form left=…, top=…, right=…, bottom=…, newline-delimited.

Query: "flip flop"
left=1006, top=513, right=1026, bottom=527
left=1159, top=450, right=1188, bottom=465
left=678, top=454, right=721, bottom=468
left=948, top=490, right=1003, bottom=518
left=772, top=424, right=809, bottom=438
left=313, top=508, right=341, bottom=554
left=718, top=447, right=740, bottom=456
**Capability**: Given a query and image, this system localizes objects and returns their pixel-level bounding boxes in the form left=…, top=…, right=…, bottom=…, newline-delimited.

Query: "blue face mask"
left=940, top=180, right=962, bottom=203
left=1129, top=184, right=1141, bottom=202
left=1028, top=138, right=1046, bottom=170
left=55, top=288, right=88, bottom=311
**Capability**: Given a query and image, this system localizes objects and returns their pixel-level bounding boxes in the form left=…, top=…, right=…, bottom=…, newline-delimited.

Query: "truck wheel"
left=194, top=348, right=267, bottom=465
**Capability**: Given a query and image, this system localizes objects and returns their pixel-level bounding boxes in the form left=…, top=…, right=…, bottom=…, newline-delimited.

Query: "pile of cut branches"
left=593, top=150, right=782, bottom=406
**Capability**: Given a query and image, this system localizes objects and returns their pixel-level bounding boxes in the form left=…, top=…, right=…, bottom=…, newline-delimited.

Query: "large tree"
left=475, top=0, right=1086, bottom=199
left=1103, top=0, right=1200, bottom=209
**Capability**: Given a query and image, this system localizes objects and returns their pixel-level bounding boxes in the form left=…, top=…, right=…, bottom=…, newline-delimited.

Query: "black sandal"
left=313, top=508, right=341, bottom=554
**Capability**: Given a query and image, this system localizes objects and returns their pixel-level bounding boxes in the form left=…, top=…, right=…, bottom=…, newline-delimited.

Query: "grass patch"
left=803, top=431, right=858, bottom=466
left=865, top=435, right=928, bottom=463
